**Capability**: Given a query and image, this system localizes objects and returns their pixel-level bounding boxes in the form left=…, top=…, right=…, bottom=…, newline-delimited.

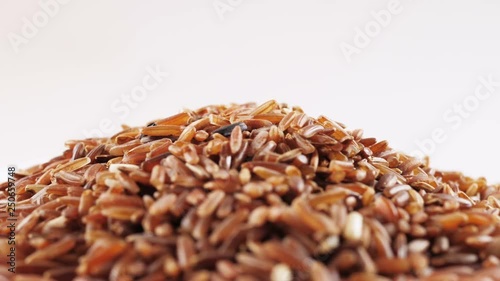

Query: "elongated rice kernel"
left=25, top=236, right=76, bottom=264
left=141, top=125, right=183, bottom=136
left=343, top=211, right=363, bottom=243
left=197, top=190, right=225, bottom=217
left=250, top=100, right=278, bottom=116
left=230, top=124, right=243, bottom=154
left=109, top=163, right=140, bottom=173
left=52, top=157, right=91, bottom=174
left=155, top=112, right=191, bottom=126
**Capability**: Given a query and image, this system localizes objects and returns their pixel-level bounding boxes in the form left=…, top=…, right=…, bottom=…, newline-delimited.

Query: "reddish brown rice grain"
left=176, top=235, right=195, bottom=270
left=236, top=252, right=273, bottom=272
left=154, top=112, right=192, bottom=126
left=375, top=257, right=411, bottom=275
left=197, top=190, right=225, bottom=218
left=25, top=236, right=76, bottom=264
left=77, top=238, right=127, bottom=276
left=141, top=125, right=183, bottom=137
left=229, top=124, right=243, bottom=154
left=2, top=101, right=500, bottom=281
left=298, top=124, right=325, bottom=139
left=149, top=194, right=177, bottom=216
left=54, top=171, right=85, bottom=186
left=209, top=208, right=249, bottom=245
left=51, top=157, right=91, bottom=174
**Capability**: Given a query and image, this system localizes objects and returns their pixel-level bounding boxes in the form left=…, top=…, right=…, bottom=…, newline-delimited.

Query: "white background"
left=1, top=0, right=500, bottom=182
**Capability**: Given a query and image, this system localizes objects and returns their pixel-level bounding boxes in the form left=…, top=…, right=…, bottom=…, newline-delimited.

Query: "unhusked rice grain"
left=1, top=100, right=500, bottom=280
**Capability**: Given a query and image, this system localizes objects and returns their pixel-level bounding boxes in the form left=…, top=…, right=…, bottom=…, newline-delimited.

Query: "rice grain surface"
left=1, top=101, right=500, bottom=281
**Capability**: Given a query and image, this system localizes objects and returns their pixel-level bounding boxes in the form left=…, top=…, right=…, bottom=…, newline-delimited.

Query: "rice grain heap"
left=1, top=100, right=500, bottom=281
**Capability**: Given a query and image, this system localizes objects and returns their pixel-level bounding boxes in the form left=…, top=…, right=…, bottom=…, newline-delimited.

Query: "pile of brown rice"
left=1, top=100, right=500, bottom=281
